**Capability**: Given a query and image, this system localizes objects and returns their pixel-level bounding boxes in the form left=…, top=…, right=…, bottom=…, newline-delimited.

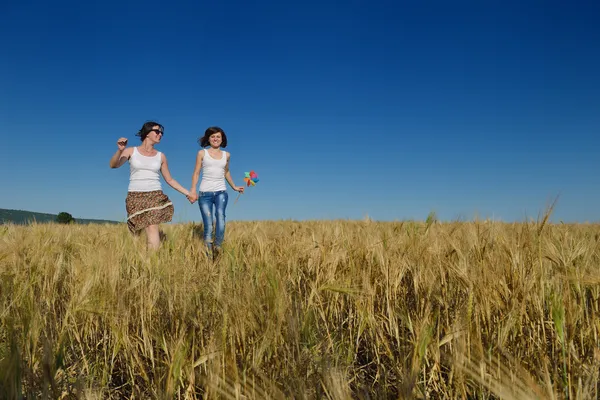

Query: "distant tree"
left=56, top=212, right=75, bottom=224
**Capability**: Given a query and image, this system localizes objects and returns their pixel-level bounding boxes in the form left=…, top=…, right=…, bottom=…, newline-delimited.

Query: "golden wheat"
left=1, top=219, right=599, bottom=399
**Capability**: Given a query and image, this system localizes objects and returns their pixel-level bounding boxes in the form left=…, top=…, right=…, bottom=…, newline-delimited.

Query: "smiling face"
left=149, top=125, right=163, bottom=143
left=199, top=126, right=228, bottom=148
left=209, top=132, right=222, bottom=148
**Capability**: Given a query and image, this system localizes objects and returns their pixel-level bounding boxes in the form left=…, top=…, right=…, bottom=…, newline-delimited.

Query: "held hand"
left=117, top=138, right=128, bottom=151
left=234, top=186, right=245, bottom=193
left=187, top=193, right=198, bottom=204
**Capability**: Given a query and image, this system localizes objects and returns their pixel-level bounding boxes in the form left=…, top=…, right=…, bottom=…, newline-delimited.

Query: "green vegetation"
left=0, top=208, right=120, bottom=225
left=56, top=212, right=76, bottom=224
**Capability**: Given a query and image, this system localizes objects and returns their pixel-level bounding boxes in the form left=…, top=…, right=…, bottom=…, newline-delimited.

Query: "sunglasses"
left=151, top=130, right=164, bottom=135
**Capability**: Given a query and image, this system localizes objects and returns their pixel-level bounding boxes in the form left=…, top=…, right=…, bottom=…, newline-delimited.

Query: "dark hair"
left=199, top=126, right=228, bottom=148
left=136, top=121, right=164, bottom=142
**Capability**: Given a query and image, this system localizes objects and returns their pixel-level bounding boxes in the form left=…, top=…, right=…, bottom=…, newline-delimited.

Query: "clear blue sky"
left=1, top=0, right=599, bottom=222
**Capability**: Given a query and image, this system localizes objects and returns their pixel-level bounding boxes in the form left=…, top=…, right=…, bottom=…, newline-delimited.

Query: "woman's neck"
left=140, top=141, right=155, bottom=152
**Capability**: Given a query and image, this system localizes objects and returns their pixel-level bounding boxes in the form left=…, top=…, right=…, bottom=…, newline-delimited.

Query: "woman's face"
left=209, top=132, right=222, bottom=147
left=149, top=125, right=163, bottom=143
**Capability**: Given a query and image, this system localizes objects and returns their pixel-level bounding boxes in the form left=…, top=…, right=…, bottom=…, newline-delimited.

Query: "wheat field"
left=1, top=218, right=599, bottom=399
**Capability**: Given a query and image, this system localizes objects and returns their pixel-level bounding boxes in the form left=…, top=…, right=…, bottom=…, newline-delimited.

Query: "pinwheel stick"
left=234, top=191, right=243, bottom=205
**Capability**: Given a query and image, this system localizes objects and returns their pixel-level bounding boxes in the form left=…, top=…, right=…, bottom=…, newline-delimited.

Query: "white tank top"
left=128, top=147, right=163, bottom=192
left=199, top=149, right=227, bottom=192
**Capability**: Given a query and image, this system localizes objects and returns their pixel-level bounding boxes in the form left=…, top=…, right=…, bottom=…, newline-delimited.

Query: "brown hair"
left=198, top=126, right=228, bottom=148
left=135, top=121, right=164, bottom=142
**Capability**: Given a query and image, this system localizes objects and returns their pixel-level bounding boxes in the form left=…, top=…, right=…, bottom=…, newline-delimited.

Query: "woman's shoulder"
left=122, top=147, right=135, bottom=158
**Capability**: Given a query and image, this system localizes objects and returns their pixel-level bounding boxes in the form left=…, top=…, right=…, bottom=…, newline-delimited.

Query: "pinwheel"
left=235, top=171, right=259, bottom=204
left=244, top=171, right=259, bottom=186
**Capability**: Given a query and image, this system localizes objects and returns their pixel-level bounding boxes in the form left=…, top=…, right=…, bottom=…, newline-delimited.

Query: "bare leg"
left=145, top=224, right=160, bottom=250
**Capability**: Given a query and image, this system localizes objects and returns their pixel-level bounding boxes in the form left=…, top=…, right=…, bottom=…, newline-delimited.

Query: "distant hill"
left=0, top=208, right=121, bottom=225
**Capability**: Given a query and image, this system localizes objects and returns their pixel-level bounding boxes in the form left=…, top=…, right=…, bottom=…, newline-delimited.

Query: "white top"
left=128, top=147, right=163, bottom=192
left=199, top=149, right=227, bottom=192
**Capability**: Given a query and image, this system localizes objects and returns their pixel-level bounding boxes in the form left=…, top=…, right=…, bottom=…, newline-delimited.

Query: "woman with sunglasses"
left=188, top=126, right=244, bottom=258
left=109, top=121, right=192, bottom=250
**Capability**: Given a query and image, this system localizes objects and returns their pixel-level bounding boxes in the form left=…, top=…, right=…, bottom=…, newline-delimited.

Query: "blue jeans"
left=198, top=190, right=228, bottom=249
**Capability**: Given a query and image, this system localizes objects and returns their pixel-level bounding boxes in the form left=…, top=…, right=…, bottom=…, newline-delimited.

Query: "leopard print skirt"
left=125, top=191, right=174, bottom=233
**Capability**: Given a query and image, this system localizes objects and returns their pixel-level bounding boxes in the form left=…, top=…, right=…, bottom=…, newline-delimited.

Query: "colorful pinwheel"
left=244, top=171, right=259, bottom=187
left=235, top=171, right=259, bottom=205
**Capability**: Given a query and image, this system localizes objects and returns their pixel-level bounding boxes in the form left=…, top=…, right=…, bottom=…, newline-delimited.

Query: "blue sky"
left=1, top=0, right=599, bottom=222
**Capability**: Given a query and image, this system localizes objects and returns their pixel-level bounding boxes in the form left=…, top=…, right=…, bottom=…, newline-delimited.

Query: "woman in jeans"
left=189, top=127, right=244, bottom=256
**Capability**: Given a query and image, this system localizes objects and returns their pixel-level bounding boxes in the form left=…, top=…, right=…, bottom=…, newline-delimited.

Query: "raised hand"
left=117, top=138, right=128, bottom=151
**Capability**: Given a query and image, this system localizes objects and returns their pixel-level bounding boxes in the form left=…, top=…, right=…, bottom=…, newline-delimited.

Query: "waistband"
left=199, top=190, right=227, bottom=195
